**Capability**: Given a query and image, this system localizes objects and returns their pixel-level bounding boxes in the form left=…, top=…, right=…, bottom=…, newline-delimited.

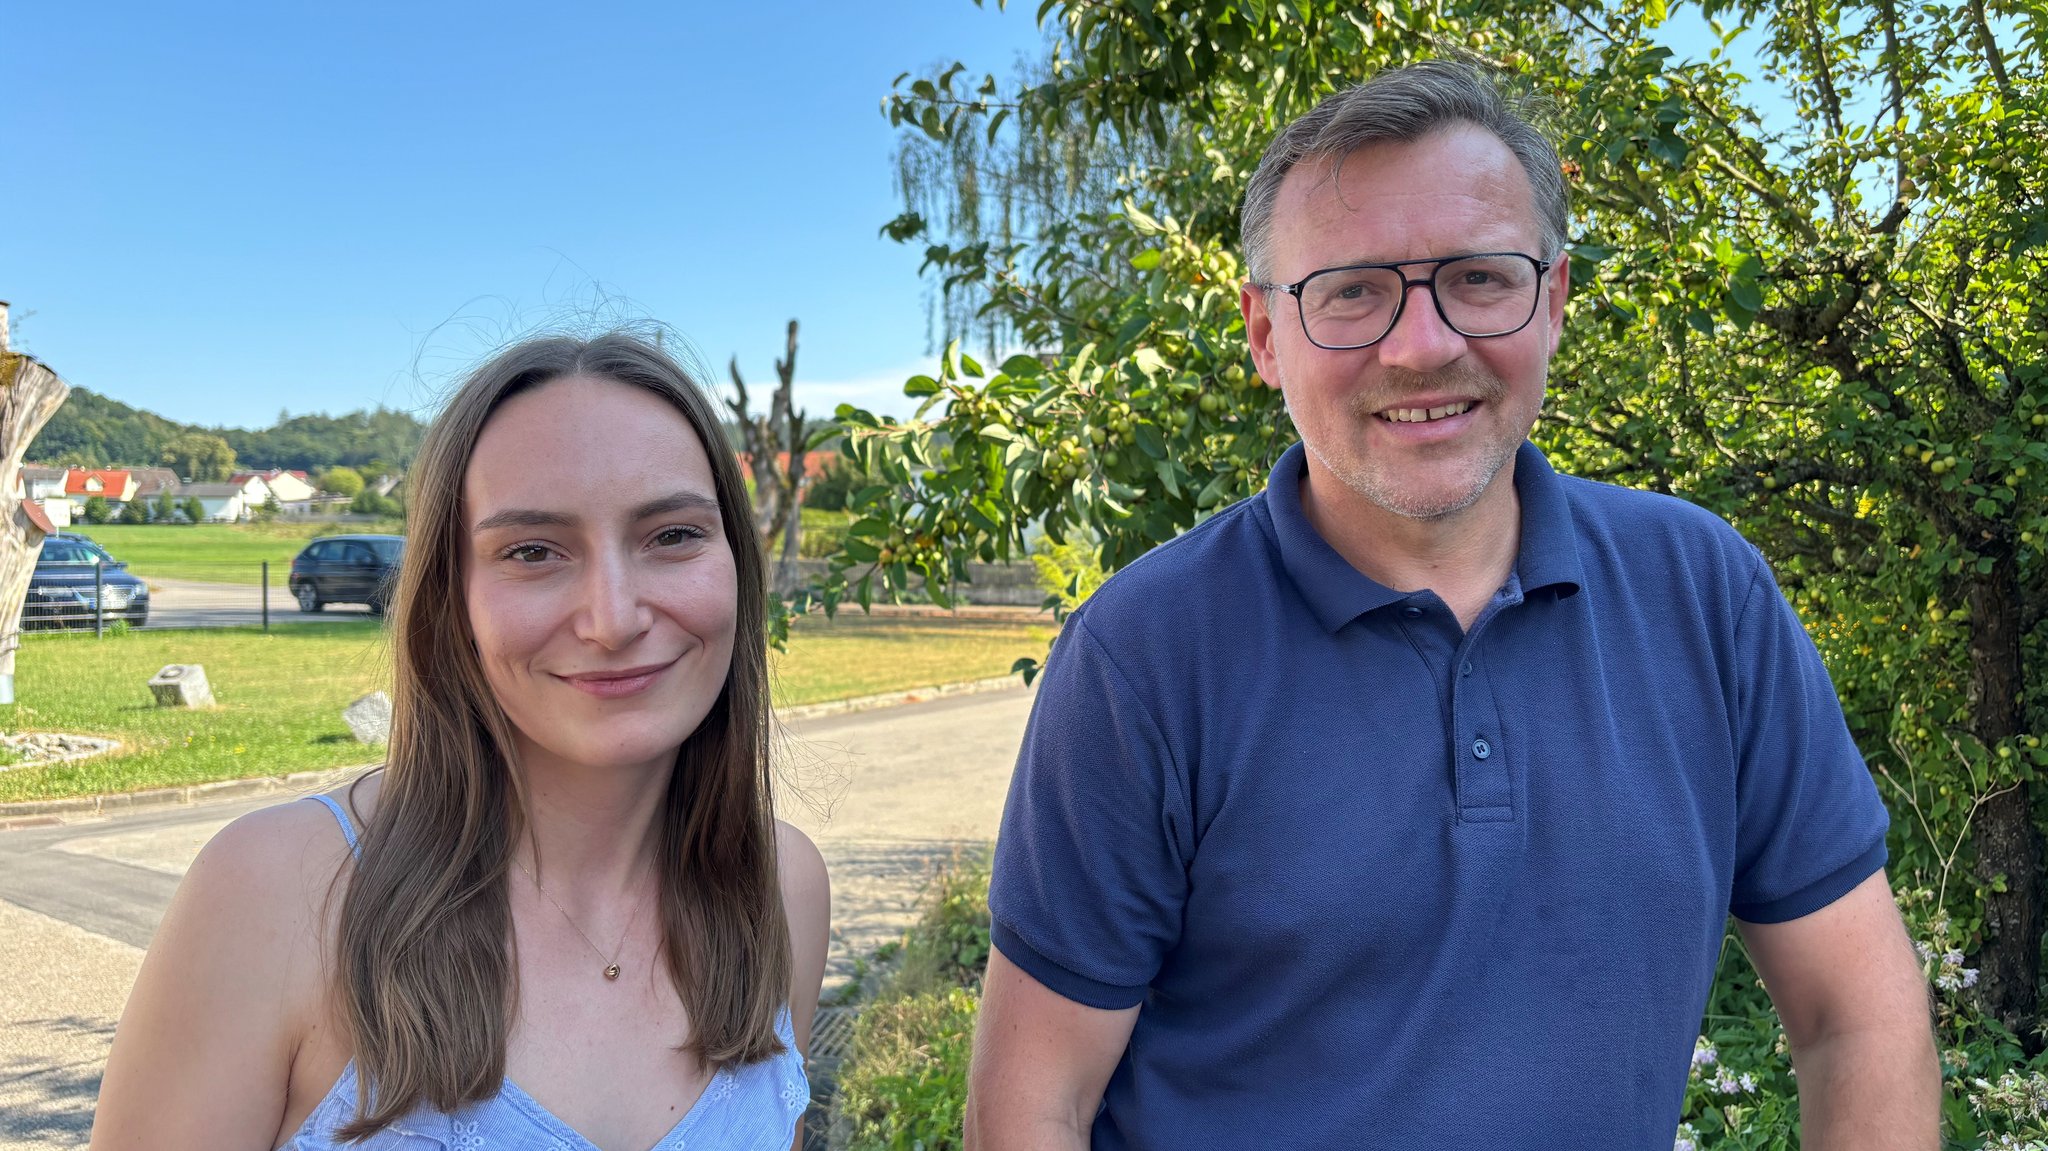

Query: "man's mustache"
left=1343, top=363, right=1508, bottom=417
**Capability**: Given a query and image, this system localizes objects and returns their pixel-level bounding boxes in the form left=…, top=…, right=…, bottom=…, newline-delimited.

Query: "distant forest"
left=29, top=388, right=428, bottom=473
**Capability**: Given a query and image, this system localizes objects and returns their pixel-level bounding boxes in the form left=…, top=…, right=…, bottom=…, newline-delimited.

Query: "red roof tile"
left=64, top=469, right=132, bottom=497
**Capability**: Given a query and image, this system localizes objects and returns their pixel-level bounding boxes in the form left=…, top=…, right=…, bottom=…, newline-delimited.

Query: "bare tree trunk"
left=727, top=321, right=810, bottom=593
left=776, top=453, right=806, bottom=596
left=1966, top=557, right=2040, bottom=1048
left=0, top=355, right=72, bottom=693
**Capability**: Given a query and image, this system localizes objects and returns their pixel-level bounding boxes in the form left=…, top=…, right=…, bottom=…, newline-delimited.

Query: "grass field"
left=68, top=522, right=403, bottom=586
left=0, top=612, right=1054, bottom=803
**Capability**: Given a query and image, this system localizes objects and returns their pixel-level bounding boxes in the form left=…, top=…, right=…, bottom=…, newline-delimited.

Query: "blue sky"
left=9, top=4, right=1775, bottom=434
left=7, top=1, right=1050, bottom=429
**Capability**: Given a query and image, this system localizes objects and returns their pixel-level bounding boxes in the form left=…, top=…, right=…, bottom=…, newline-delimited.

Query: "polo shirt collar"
left=1262, top=439, right=1585, bottom=634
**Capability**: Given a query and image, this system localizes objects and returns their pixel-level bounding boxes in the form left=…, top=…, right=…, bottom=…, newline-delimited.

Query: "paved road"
left=0, top=685, right=1033, bottom=1148
left=140, top=577, right=379, bottom=630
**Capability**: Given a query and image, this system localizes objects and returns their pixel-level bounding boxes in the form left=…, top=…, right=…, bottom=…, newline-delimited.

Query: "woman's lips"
left=559, top=660, right=676, bottom=698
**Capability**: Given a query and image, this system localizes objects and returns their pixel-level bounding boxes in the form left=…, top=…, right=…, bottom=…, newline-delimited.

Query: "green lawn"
left=768, top=613, right=1054, bottom=703
left=0, top=612, right=1054, bottom=803
left=67, top=522, right=402, bottom=586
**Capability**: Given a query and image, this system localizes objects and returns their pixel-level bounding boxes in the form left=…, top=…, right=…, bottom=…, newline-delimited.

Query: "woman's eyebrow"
left=471, top=507, right=574, bottom=533
left=629, top=491, right=720, bottom=520
left=471, top=492, right=718, bottom=535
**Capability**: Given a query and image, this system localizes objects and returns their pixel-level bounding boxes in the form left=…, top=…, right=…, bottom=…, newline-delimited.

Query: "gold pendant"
left=604, top=964, right=621, bottom=981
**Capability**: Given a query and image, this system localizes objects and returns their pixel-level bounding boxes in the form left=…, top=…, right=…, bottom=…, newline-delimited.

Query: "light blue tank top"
left=285, top=793, right=809, bottom=1151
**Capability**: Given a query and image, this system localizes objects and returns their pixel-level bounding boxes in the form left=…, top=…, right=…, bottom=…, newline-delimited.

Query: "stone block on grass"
left=148, top=664, right=215, bottom=708
left=344, top=691, right=392, bottom=744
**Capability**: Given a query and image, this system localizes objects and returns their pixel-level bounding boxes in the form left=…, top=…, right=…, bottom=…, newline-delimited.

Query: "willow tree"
left=885, top=57, right=1170, bottom=360
left=816, top=0, right=2047, bottom=1079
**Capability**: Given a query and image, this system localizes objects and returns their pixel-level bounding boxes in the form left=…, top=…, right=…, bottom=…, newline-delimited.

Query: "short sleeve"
left=1728, top=555, right=1890, bottom=923
left=988, top=612, right=1192, bottom=1010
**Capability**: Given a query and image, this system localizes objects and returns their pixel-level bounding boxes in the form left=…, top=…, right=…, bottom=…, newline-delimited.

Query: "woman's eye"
left=654, top=525, right=707, bottom=547
left=504, top=544, right=553, bottom=563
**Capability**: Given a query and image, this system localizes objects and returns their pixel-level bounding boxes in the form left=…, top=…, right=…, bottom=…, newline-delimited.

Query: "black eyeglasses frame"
left=1253, top=251, right=1557, bottom=351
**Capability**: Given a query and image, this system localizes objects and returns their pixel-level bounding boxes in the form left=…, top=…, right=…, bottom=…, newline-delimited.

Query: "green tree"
left=153, top=490, right=176, bottom=524
left=160, top=432, right=236, bottom=482
left=81, top=495, right=110, bottom=525
left=818, top=0, right=2047, bottom=1085
left=318, top=466, right=365, bottom=498
left=181, top=496, right=205, bottom=525
left=350, top=489, right=400, bottom=518
left=116, top=499, right=148, bottom=525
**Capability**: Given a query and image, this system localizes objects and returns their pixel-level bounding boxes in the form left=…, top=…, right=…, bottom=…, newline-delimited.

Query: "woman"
left=91, top=333, right=831, bottom=1151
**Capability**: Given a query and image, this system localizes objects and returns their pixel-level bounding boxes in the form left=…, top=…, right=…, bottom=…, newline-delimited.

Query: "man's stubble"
left=1277, top=358, right=1533, bottom=523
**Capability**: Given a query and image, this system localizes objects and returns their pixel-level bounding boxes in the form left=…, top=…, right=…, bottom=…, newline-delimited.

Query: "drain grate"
left=809, top=1004, right=860, bottom=1066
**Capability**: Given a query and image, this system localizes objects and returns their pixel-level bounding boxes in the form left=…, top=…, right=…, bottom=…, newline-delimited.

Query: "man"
left=966, top=61, right=1938, bottom=1150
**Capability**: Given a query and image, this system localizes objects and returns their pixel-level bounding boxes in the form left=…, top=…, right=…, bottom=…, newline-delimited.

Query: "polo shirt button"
left=1472, top=738, right=1492, bottom=760
left=1402, top=605, right=1423, bottom=618
left=1460, top=660, right=1473, bottom=676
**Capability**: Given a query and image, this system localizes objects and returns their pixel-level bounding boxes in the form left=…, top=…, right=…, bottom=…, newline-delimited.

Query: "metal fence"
left=20, top=560, right=312, bottom=635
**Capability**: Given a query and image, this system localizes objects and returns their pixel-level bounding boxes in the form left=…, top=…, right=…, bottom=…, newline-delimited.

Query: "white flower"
left=1691, top=1038, right=1718, bottom=1069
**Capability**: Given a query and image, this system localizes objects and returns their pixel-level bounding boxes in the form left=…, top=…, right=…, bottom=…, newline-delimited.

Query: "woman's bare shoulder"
left=773, top=819, right=827, bottom=908
left=181, top=772, right=383, bottom=939
left=773, top=820, right=831, bottom=1053
left=89, top=784, right=371, bottom=1144
left=198, top=791, right=357, bottom=895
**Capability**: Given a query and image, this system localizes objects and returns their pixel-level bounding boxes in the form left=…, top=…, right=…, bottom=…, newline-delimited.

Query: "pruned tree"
left=0, top=349, right=72, bottom=696
left=727, top=320, right=820, bottom=594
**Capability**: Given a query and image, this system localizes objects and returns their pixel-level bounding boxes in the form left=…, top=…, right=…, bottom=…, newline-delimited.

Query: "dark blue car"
left=288, top=534, right=404, bottom=614
left=24, top=535, right=150, bottom=629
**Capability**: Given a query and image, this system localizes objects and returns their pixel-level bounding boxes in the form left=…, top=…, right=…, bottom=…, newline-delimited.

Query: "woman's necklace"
left=511, top=855, right=645, bottom=982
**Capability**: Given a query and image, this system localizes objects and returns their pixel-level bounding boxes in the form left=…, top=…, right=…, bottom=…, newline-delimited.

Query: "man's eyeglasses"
left=1253, top=252, right=1555, bottom=351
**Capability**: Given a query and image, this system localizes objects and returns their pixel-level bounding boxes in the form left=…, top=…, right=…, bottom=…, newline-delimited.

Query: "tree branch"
left=1800, top=0, right=1849, bottom=144
left=1966, top=0, right=2013, bottom=96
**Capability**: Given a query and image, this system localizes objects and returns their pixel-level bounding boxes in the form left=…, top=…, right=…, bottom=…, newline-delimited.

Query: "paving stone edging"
left=0, top=765, right=377, bottom=829
left=773, top=674, right=1025, bottom=721
left=0, top=674, right=1031, bottom=829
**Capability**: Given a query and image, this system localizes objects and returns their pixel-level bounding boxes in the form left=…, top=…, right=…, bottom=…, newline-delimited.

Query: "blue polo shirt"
left=988, top=441, right=1888, bottom=1149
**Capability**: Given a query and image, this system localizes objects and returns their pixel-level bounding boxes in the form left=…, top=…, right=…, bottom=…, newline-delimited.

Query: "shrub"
left=1672, top=882, right=2048, bottom=1149
left=82, top=496, right=111, bottom=524
left=351, top=490, right=401, bottom=517
left=799, top=508, right=853, bottom=560
left=317, top=466, right=365, bottom=498
left=889, top=852, right=991, bottom=999
left=838, top=988, right=980, bottom=1151
left=833, top=851, right=991, bottom=1151
left=1030, top=533, right=1107, bottom=616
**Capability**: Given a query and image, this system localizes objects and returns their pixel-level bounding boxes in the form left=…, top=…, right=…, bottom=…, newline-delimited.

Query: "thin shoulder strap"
left=306, top=793, right=361, bottom=859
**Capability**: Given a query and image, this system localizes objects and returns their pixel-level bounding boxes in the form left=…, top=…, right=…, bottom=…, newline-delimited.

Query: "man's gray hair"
left=1240, top=59, right=1570, bottom=283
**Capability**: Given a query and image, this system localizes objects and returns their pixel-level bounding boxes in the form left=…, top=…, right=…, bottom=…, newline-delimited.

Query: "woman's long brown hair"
left=333, top=333, right=788, bottom=1136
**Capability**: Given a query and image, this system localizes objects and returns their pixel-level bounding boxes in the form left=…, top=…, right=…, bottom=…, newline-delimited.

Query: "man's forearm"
left=1790, top=1023, right=1941, bottom=1150
left=963, top=1098, right=1091, bottom=1151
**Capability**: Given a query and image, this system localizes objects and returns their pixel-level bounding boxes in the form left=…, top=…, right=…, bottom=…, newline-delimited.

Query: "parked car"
left=288, top=534, right=404, bottom=614
left=24, top=535, right=150, bottom=629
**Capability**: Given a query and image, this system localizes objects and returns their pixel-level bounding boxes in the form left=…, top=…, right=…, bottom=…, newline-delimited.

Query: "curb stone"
left=0, top=764, right=378, bottom=830
left=0, top=674, right=1033, bottom=829
left=775, top=674, right=1027, bottom=722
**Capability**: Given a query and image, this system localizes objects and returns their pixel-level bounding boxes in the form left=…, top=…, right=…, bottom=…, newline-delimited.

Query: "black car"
left=24, top=535, right=151, bottom=629
left=289, top=534, right=404, bottom=614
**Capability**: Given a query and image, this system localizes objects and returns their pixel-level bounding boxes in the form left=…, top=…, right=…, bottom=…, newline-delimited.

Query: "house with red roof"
left=63, top=468, right=138, bottom=516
